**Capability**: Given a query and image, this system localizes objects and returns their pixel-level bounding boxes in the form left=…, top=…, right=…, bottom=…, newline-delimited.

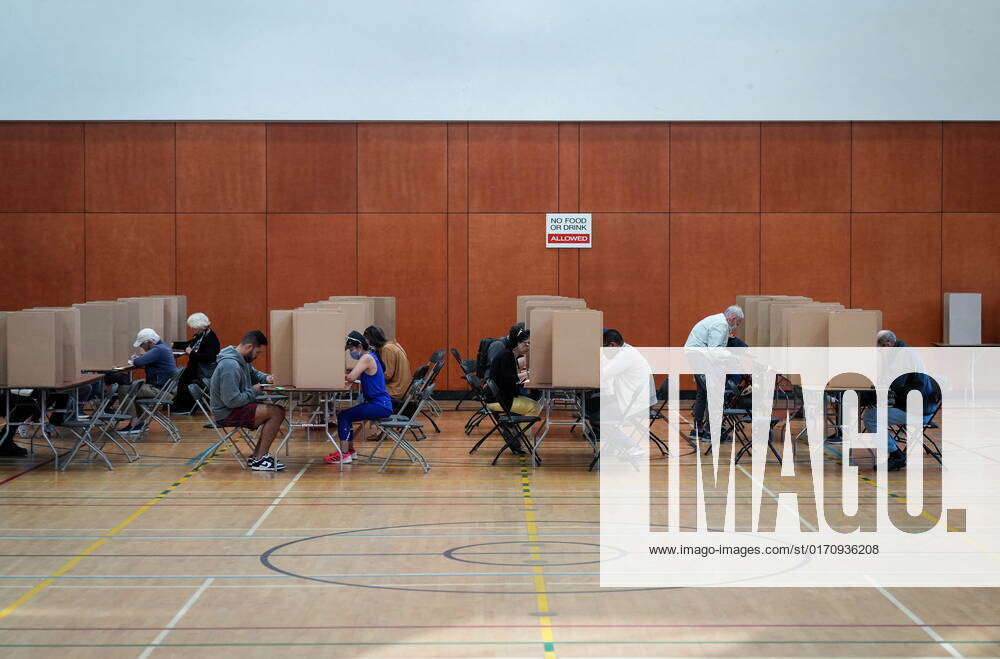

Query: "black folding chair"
left=450, top=348, right=479, bottom=410
left=464, top=374, right=504, bottom=455
left=888, top=399, right=943, bottom=465
left=706, top=376, right=782, bottom=465
left=485, top=379, right=541, bottom=465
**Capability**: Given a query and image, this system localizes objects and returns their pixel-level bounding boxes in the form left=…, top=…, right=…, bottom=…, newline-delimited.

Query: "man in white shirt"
left=684, top=305, right=744, bottom=440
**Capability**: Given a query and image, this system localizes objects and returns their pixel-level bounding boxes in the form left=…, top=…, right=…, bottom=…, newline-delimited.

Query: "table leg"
left=272, top=391, right=297, bottom=456
left=36, top=390, right=60, bottom=470
left=530, top=390, right=553, bottom=467
left=324, top=394, right=343, bottom=472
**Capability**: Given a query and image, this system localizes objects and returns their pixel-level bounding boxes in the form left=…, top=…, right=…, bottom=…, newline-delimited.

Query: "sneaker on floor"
left=249, top=453, right=286, bottom=471
left=119, top=426, right=144, bottom=436
left=324, top=450, right=355, bottom=465
left=16, top=424, right=30, bottom=439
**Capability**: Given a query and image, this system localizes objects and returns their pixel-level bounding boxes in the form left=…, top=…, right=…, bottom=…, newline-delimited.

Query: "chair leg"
left=468, top=425, right=498, bottom=454
left=421, top=410, right=441, bottom=433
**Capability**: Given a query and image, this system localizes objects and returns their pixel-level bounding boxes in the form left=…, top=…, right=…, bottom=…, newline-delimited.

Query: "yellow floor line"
left=519, top=457, right=556, bottom=659
left=0, top=448, right=226, bottom=622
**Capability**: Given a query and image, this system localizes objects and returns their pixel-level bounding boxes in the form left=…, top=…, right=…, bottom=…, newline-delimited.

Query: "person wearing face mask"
left=209, top=330, right=285, bottom=471
left=683, top=305, right=744, bottom=441
left=325, top=331, right=394, bottom=465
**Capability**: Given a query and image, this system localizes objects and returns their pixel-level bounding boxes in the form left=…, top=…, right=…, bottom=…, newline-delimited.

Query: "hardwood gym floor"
left=0, top=405, right=997, bottom=657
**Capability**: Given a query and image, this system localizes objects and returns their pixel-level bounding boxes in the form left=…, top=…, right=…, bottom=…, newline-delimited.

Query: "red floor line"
left=4, top=623, right=1000, bottom=631
left=0, top=458, right=55, bottom=487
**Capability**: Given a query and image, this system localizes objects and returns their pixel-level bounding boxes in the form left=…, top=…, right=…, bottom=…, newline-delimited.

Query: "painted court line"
left=137, top=460, right=312, bottom=657
left=864, top=576, right=963, bottom=658
left=737, top=464, right=963, bottom=658
left=0, top=448, right=225, bottom=622
left=136, top=577, right=215, bottom=659
left=519, top=457, right=557, bottom=659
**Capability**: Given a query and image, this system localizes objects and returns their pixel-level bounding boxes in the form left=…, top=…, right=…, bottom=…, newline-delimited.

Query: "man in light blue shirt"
left=684, top=305, right=744, bottom=440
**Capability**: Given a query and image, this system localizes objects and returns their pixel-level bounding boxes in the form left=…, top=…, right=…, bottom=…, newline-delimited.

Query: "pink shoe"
left=324, top=450, right=355, bottom=464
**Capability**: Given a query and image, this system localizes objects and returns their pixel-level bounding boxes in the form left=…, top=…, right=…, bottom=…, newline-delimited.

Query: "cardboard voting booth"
left=943, top=293, right=982, bottom=344
left=552, top=309, right=604, bottom=387
left=756, top=297, right=811, bottom=346
left=118, top=297, right=166, bottom=343
left=6, top=310, right=63, bottom=386
left=527, top=308, right=557, bottom=385
left=735, top=295, right=775, bottom=342
left=269, top=310, right=294, bottom=385
left=523, top=299, right=586, bottom=331
left=30, top=307, right=82, bottom=382
left=75, top=301, right=132, bottom=369
left=328, top=296, right=396, bottom=339
left=828, top=309, right=883, bottom=389
left=292, top=310, right=346, bottom=389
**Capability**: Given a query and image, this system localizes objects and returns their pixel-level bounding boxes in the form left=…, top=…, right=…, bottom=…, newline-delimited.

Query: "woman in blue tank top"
left=325, top=331, right=394, bottom=465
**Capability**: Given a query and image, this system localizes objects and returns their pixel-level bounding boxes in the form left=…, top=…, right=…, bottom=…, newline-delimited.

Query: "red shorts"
left=217, top=403, right=259, bottom=429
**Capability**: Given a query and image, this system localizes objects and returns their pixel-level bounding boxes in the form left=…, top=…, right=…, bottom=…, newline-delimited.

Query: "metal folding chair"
left=135, top=369, right=185, bottom=442
left=188, top=384, right=257, bottom=469
left=56, top=387, right=120, bottom=470
left=368, top=385, right=435, bottom=472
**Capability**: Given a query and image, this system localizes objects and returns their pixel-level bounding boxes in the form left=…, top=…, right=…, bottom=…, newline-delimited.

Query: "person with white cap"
left=119, top=328, right=180, bottom=434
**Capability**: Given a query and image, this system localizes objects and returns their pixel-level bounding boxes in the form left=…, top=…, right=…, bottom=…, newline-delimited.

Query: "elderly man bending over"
left=683, top=305, right=744, bottom=441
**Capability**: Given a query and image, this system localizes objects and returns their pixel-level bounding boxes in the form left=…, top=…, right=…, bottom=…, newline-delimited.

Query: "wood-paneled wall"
left=1, top=121, right=998, bottom=387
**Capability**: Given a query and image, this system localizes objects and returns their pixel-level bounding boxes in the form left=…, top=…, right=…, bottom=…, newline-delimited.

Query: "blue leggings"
left=337, top=402, right=392, bottom=444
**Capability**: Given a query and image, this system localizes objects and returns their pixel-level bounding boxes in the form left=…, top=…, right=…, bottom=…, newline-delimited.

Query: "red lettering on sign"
left=547, top=233, right=591, bottom=244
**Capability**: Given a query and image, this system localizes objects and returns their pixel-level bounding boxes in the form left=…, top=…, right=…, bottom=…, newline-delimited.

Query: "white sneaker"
left=16, top=425, right=30, bottom=438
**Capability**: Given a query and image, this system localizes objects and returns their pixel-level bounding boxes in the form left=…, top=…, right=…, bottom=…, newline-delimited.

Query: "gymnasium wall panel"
left=669, top=212, right=760, bottom=346
left=0, top=213, right=86, bottom=310
left=358, top=123, right=447, bottom=213
left=468, top=123, right=558, bottom=213
left=359, top=213, right=448, bottom=373
left=467, top=213, right=558, bottom=346
left=84, top=122, right=175, bottom=213
left=266, top=123, right=358, bottom=213
left=761, top=213, right=851, bottom=304
left=266, top=213, right=358, bottom=312
left=942, top=213, right=1000, bottom=343
left=579, top=123, right=669, bottom=212
left=176, top=213, right=267, bottom=361
left=943, top=123, right=1000, bottom=213
left=851, top=122, right=942, bottom=212
left=851, top=213, right=942, bottom=346
left=579, top=213, right=669, bottom=347
left=176, top=123, right=266, bottom=213
left=761, top=123, right=851, bottom=212
left=0, top=122, right=84, bottom=212
left=670, top=124, right=760, bottom=212
left=85, top=213, right=176, bottom=301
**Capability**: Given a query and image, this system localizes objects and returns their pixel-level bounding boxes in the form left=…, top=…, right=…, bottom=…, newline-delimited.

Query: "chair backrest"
left=425, top=358, right=445, bottom=387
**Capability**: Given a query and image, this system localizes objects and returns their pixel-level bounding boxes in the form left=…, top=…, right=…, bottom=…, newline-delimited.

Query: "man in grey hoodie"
left=209, top=330, right=286, bottom=471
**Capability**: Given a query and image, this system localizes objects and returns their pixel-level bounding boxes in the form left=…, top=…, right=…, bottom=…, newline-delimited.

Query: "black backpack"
left=475, top=337, right=499, bottom=379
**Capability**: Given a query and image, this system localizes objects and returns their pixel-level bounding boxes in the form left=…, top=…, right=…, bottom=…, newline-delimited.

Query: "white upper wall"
left=1, top=0, right=998, bottom=121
